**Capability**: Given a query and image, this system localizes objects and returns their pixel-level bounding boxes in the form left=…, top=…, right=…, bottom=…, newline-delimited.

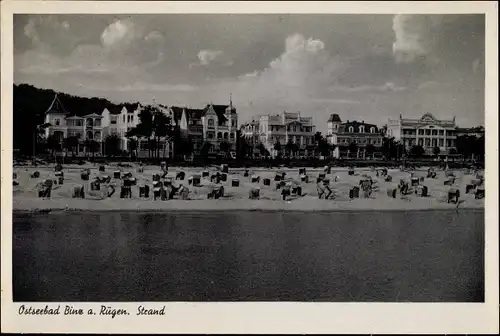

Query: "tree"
left=104, top=134, right=121, bottom=157
left=409, top=144, right=425, bottom=158
left=285, top=140, right=296, bottom=157
left=456, top=135, right=475, bottom=159
left=128, top=138, right=138, bottom=158
left=348, top=142, right=358, bottom=158
left=474, top=136, right=485, bottom=159
left=432, top=146, right=441, bottom=157
left=365, top=144, right=376, bottom=158
left=235, top=130, right=249, bottom=161
left=200, top=141, right=211, bottom=159
left=273, top=140, right=282, bottom=158
left=152, top=110, right=175, bottom=159
left=64, top=136, right=79, bottom=157
left=85, top=139, right=99, bottom=157
left=219, top=141, right=231, bottom=154
left=46, top=134, right=61, bottom=155
left=257, top=143, right=267, bottom=157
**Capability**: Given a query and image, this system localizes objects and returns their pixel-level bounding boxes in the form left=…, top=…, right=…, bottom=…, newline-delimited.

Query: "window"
left=55, top=119, right=60, bottom=126
left=359, top=126, right=365, bottom=133
left=418, top=139, right=423, bottom=146
left=439, top=139, right=444, bottom=147
left=231, top=120, right=236, bottom=127
left=223, top=133, right=229, bottom=140
left=438, top=130, right=444, bottom=136
left=418, top=129, right=424, bottom=136
left=425, top=129, right=431, bottom=136
left=207, top=132, right=214, bottom=139
left=432, top=130, right=437, bottom=136
left=230, top=133, right=235, bottom=139
left=123, top=115, right=125, bottom=123
left=95, top=119, right=101, bottom=127
left=208, top=119, right=214, bottom=126
left=370, top=127, right=375, bottom=133
left=217, top=132, right=222, bottom=139
left=348, top=126, right=354, bottom=133
left=111, top=118, right=117, bottom=125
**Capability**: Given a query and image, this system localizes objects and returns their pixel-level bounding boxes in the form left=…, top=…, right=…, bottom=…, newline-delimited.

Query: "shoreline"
left=12, top=198, right=484, bottom=213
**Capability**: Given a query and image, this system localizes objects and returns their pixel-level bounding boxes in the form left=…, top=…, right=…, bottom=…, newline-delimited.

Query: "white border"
left=1, top=1, right=499, bottom=334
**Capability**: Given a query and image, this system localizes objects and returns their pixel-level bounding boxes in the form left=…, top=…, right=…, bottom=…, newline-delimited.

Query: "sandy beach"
left=12, top=163, right=485, bottom=212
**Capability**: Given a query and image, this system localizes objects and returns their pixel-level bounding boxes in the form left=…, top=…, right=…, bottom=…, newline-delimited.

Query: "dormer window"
left=348, top=126, right=354, bottom=133
left=55, top=119, right=60, bottom=126
left=370, top=127, right=375, bottom=133
left=359, top=126, right=365, bottom=133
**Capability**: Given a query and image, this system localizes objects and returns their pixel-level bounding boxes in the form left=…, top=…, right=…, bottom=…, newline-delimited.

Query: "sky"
left=14, top=14, right=485, bottom=133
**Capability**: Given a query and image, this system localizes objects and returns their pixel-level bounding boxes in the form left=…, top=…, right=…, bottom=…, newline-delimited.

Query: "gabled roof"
left=45, top=94, right=68, bottom=115
left=170, top=106, right=184, bottom=123
left=203, top=104, right=229, bottom=122
left=328, top=114, right=341, bottom=122
left=339, top=120, right=379, bottom=134
left=84, top=113, right=103, bottom=118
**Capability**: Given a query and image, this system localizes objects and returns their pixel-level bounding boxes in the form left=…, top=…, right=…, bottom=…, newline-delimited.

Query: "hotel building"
left=258, top=111, right=316, bottom=157
left=326, top=114, right=384, bottom=158
left=386, top=113, right=457, bottom=154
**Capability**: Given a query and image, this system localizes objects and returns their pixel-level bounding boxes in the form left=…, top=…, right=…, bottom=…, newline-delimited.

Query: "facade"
left=327, top=114, right=383, bottom=158
left=42, top=94, right=176, bottom=158
left=258, top=111, right=315, bottom=157
left=387, top=113, right=457, bottom=154
left=101, top=103, right=142, bottom=152
left=43, top=94, right=104, bottom=155
left=240, top=119, right=260, bottom=158
left=200, top=102, right=239, bottom=154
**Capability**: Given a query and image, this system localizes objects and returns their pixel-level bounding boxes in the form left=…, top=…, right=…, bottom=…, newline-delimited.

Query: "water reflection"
left=13, top=210, right=484, bottom=302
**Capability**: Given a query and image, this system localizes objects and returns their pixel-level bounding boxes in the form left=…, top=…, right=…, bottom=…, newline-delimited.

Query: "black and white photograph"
left=2, top=1, right=498, bottom=334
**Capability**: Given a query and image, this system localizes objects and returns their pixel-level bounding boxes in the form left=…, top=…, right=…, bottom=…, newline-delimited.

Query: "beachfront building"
left=327, top=114, right=384, bottom=158
left=326, top=113, right=342, bottom=158
left=258, top=111, right=315, bottom=158
left=200, top=100, right=239, bottom=155
left=387, top=113, right=457, bottom=154
left=43, top=94, right=104, bottom=156
left=101, top=103, right=142, bottom=153
left=239, top=119, right=260, bottom=157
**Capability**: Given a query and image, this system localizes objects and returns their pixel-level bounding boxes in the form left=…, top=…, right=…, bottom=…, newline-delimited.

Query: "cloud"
left=109, top=82, right=197, bottom=92
left=23, top=16, right=77, bottom=54
left=331, top=82, right=406, bottom=93
left=392, top=14, right=484, bottom=68
left=16, top=17, right=165, bottom=79
left=312, top=98, right=362, bottom=104
left=392, top=15, right=434, bottom=63
left=101, top=19, right=141, bottom=48
left=191, top=49, right=233, bottom=67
